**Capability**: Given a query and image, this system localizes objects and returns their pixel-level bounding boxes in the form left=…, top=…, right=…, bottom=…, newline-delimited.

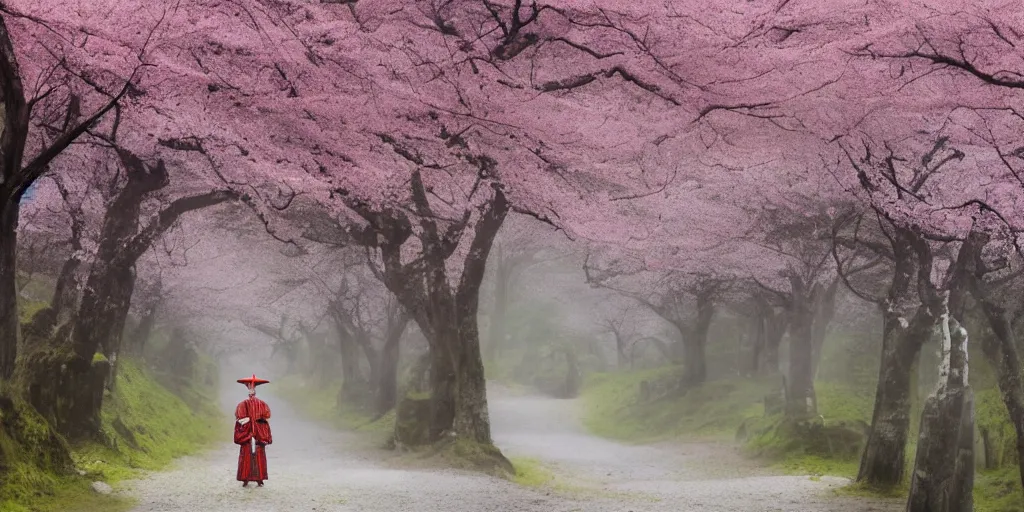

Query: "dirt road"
left=123, top=384, right=899, bottom=512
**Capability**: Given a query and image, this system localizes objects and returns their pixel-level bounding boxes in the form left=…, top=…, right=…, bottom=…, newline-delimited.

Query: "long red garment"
left=234, top=396, right=272, bottom=482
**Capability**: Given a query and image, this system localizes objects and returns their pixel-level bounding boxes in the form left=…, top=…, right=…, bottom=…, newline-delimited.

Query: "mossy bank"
left=0, top=356, right=221, bottom=512
left=580, top=357, right=1023, bottom=512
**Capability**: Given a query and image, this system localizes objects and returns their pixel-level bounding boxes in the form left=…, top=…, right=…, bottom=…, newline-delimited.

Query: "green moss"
left=17, top=300, right=48, bottom=325
left=91, top=352, right=108, bottom=364
left=815, top=382, right=874, bottom=423
left=0, top=389, right=133, bottom=512
left=975, top=466, right=1024, bottom=512
left=15, top=274, right=56, bottom=304
left=582, top=353, right=1023, bottom=507
left=1, top=357, right=219, bottom=511
left=510, top=457, right=556, bottom=488
left=77, top=359, right=219, bottom=483
left=426, top=438, right=514, bottom=477
left=0, top=479, right=134, bottom=512
left=580, top=365, right=869, bottom=479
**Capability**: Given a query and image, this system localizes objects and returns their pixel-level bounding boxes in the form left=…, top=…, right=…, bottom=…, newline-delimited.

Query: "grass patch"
left=581, top=368, right=773, bottom=443
left=582, top=363, right=1024, bottom=508
left=510, top=457, right=556, bottom=488
left=0, top=357, right=220, bottom=512
left=73, top=359, right=220, bottom=484
left=740, top=382, right=874, bottom=480
left=0, top=480, right=134, bottom=512
left=975, top=466, right=1024, bottom=512
left=274, top=376, right=394, bottom=434
left=0, top=387, right=132, bottom=512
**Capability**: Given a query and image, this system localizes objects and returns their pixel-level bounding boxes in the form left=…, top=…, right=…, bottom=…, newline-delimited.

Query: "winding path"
left=123, top=383, right=900, bottom=512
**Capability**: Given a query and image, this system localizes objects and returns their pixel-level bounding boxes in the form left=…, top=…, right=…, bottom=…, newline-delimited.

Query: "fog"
left=2, top=2, right=1022, bottom=512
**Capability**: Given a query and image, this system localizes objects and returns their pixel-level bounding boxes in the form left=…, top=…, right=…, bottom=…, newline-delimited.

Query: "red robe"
left=234, top=396, right=272, bottom=482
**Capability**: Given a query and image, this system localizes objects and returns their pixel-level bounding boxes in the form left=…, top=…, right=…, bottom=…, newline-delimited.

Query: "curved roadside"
left=119, top=382, right=901, bottom=511
left=488, top=389, right=901, bottom=512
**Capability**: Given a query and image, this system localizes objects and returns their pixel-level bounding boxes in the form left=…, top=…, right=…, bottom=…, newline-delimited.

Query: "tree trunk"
left=614, top=331, right=630, bottom=370
left=127, top=302, right=159, bottom=358
left=356, top=335, right=380, bottom=401
left=810, top=278, right=839, bottom=378
left=348, top=176, right=508, bottom=467
left=748, top=311, right=765, bottom=376
left=682, top=294, right=714, bottom=387
left=786, top=301, right=816, bottom=418
left=975, top=298, right=1024, bottom=496
left=102, top=266, right=136, bottom=394
left=559, top=346, right=581, bottom=398
left=906, top=313, right=974, bottom=512
left=681, top=338, right=707, bottom=388
left=376, top=310, right=409, bottom=417
left=857, top=306, right=932, bottom=487
left=426, top=322, right=458, bottom=439
left=337, top=329, right=368, bottom=407
left=0, top=199, right=20, bottom=379
left=762, top=309, right=787, bottom=375
left=451, top=309, right=491, bottom=443
left=376, top=331, right=401, bottom=416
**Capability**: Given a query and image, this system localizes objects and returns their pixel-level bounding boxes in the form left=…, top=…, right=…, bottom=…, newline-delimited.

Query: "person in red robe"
left=234, top=374, right=272, bottom=487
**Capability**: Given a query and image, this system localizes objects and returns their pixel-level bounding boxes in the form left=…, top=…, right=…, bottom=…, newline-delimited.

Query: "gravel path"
left=123, top=384, right=901, bottom=512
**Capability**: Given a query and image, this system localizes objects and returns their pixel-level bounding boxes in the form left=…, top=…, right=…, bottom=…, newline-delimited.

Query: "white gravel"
left=122, top=385, right=901, bottom=512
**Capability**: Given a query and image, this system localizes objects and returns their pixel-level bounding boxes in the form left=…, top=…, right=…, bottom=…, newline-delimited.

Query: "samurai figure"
left=234, top=374, right=272, bottom=487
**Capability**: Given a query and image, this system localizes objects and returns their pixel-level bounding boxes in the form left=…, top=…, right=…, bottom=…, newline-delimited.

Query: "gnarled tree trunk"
left=976, top=305, right=1024, bottom=495
left=857, top=306, right=931, bottom=487
left=0, top=200, right=20, bottom=380
left=376, top=306, right=409, bottom=417
left=342, top=172, right=509, bottom=473
left=21, top=150, right=233, bottom=439
left=853, top=229, right=929, bottom=488
left=965, top=230, right=1024, bottom=496
left=906, top=310, right=974, bottom=512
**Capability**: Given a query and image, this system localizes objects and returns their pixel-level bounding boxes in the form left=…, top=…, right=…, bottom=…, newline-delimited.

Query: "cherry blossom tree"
left=0, top=1, right=159, bottom=379
left=854, top=7, right=1024, bottom=497
left=14, top=145, right=238, bottom=439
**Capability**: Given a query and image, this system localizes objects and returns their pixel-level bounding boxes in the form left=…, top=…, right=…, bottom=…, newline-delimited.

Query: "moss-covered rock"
left=0, top=387, right=76, bottom=509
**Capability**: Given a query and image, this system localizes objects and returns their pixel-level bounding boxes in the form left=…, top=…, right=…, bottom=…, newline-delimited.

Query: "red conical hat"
left=237, top=374, right=270, bottom=387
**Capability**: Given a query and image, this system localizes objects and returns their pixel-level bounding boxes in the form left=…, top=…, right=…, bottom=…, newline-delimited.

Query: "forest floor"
left=118, top=383, right=901, bottom=512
